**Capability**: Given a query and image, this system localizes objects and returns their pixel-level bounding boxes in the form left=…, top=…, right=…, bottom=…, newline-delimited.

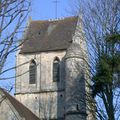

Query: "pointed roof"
left=20, top=16, right=78, bottom=54
left=0, top=88, right=40, bottom=120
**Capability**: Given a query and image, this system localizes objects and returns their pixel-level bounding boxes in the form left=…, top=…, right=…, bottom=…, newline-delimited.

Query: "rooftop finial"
left=53, top=0, right=59, bottom=19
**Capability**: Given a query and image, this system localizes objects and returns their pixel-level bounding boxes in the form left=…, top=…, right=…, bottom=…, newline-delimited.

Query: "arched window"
left=29, top=59, right=36, bottom=84
left=53, top=57, right=60, bottom=82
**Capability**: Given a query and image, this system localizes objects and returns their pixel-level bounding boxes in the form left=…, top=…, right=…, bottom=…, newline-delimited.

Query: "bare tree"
left=0, top=0, right=31, bottom=85
left=69, top=0, right=120, bottom=119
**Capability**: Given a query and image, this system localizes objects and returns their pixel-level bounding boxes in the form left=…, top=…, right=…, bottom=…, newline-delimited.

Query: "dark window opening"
left=76, top=104, right=79, bottom=111
left=38, top=32, right=41, bottom=35
left=60, top=94, right=63, bottom=98
left=53, top=57, right=60, bottom=82
left=29, top=59, right=36, bottom=84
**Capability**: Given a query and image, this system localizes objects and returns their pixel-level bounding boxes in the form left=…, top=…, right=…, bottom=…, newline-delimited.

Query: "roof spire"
left=53, top=0, right=59, bottom=19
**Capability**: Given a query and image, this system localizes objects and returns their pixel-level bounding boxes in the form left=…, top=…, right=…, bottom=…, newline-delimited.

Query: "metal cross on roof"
left=53, top=0, right=59, bottom=19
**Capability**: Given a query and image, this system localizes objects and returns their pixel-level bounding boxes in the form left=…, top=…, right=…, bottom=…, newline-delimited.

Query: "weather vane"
left=53, top=0, right=59, bottom=19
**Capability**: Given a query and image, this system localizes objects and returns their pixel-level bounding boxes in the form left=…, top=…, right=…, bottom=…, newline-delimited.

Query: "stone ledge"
left=15, top=89, right=65, bottom=95
left=65, top=110, right=87, bottom=116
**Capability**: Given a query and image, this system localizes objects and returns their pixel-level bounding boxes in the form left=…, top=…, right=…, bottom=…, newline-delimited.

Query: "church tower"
left=15, top=16, right=78, bottom=120
left=15, top=16, right=93, bottom=120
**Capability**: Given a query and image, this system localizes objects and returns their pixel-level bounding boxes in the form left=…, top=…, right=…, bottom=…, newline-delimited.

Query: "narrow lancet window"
left=29, top=59, right=36, bottom=84
left=53, top=57, right=60, bottom=82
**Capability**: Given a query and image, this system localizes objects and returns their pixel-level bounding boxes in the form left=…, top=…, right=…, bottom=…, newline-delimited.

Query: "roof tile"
left=20, top=16, right=78, bottom=54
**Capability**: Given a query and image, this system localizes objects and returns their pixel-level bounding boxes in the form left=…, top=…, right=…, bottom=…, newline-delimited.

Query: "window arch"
left=53, top=57, right=60, bottom=82
left=29, top=59, right=37, bottom=84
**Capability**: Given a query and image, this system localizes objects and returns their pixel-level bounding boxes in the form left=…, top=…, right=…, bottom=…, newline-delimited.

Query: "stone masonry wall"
left=15, top=50, right=66, bottom=119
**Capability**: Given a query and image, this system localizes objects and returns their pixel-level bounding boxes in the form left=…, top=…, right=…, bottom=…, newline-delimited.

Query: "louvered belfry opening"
left=53, top=57, right=60, bottom=82
left=29, top=59, right=36, bottom=84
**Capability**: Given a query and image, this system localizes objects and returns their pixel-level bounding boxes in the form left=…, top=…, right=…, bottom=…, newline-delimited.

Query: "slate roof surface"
left=0, top=88, right=40, bottom=120
left=20, top=16, right=78, bottom=54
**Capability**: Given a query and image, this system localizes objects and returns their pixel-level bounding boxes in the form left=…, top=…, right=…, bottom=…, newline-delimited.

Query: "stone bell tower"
left=64, top=16, right=88, bottom=120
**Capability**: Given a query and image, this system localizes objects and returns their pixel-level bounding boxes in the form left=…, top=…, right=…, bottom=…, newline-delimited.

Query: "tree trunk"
left=105, top=85, right=115, bottom=120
